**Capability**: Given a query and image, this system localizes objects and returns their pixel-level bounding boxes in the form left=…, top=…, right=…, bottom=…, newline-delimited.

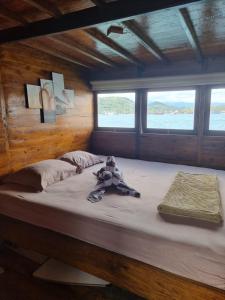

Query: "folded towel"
left=158, top=172, right=223, bottom=224
left=87, top=156, right=140, bottom=203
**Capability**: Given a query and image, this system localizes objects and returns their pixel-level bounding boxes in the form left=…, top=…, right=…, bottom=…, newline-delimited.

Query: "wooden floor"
left=0, top=245, right=144, bottom=300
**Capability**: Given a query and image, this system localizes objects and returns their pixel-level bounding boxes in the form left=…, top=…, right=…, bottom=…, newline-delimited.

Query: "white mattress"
left=0, top=157, right=224, bottom=290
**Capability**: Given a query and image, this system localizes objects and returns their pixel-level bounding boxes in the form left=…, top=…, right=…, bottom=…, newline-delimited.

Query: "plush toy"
left=87, top=156, right=140, bottom=203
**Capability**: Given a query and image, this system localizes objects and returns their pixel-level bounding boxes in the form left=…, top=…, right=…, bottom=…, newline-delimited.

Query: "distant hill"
left=165, top=102, right=193, bottom=109
left=148, top=101, right=194, bottom=114
left=148, top=101, right=173, bottom=114
left=211, top=104, right=225, bottom=113
left=98, top=97, right=134, bottom=114
left=98, top=97, right=225, bottom=115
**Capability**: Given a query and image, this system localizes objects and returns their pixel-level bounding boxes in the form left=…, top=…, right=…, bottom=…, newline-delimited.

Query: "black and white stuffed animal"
left=87, top=156, right=140, bottom=203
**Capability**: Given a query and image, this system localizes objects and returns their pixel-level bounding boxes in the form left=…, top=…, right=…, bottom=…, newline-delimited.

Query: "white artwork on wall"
left=52, top=72, right=67, bottom=115
left=40, top=79, right=56, bottom=123
left=63, top=89, right=75, bottom=108
left=25, top=72, right=76, bottom=123
left=26, top=84, right=42, bottom=109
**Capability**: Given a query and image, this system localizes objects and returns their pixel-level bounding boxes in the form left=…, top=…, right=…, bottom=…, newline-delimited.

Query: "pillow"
left=3, top=159, right=78, bottom=191
left=59, top=150, right=104, bottom=169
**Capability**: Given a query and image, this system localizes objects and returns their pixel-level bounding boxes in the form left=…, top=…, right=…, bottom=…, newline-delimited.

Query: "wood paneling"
left=22, top=0, right=62, bottom=18
left=91, top=132, right=200, bottom=166
left=90, top=55, right=225, bottom=81
left=92, top=131, right=225, bottom=170
left=0, top=1, right=224, bottom=71
left=0, top=246, right=142, bottom=300
left=91, top=131, right=136, bottom=158
left=200, top=136, right=225, bottom=169
left=21, top=39, right=93, bottom=68
left=122, top=19, right=169, bottom=63
left=140, top=134, right=198, bottom=165
left=0, top=1, right=202, bottom=44
left=178, top=7, right=204, bottom=62
left=0, top=43, right=93, bottom=176
left=85, top=28, right=142, bottom=66
left=0, top=0, right=94, bottom=27
left=0, top=214, right=225, bottom=300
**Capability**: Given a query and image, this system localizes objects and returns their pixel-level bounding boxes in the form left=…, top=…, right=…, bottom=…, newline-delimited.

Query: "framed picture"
left=52, top=72, right=67, bottom=115
left=63, top=89, right=75, bottom=108
left=26, top=84, right=42, bottom=109
left=40, top=79, right=56, bottom=123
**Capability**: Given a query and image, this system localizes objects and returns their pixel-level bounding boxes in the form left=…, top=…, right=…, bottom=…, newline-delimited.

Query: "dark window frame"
left=94, top=90, right=138, bottom=132
left=142, top=87, right=199, bottom=135
left=204, top=85, right=225, bottom=136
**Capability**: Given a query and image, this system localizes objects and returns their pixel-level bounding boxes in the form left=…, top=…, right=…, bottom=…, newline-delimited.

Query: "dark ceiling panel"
left=23, top=36, right=98, bottom=68
left=65, top=29, right=134, bottom=66
left=0, top=0, right=203, bottom=44
left=0, top=0, right=225, bottom=70
left=95, top=22, right=160, bottom=64
left=51, top=0, right=94, bottom=14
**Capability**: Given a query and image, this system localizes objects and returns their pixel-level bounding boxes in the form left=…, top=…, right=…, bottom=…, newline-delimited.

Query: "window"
left=146, top=90, right=196, bottom=131
left=209, top=88, right=225, bottom=131
left=97, top=92, right=136, bottom=129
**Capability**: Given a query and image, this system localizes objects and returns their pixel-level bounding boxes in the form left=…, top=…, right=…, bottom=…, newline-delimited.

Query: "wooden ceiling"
left=0, top=0, right=225, bottom=72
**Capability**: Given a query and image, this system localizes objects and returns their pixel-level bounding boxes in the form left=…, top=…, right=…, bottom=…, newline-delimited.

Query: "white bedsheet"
left=0, top=157, right=224, bottom=289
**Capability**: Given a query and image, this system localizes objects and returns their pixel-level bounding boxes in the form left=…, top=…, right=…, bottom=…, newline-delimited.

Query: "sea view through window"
left=97, top=89, right=225, bottom=131
left=209, top=88, right=225, bottom=131
left=147, top=90, right=196, bottom=130
left=97, top=92, right=136, bottom=128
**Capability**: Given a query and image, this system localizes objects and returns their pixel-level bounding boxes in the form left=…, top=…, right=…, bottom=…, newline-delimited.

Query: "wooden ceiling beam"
left=23, top=0, right=62, bottom=17
left=0, top=0, right=202, bottom=44
left=123, top=19, right=168, bottom=62
left=178, top=7, right=203, bottom=62
left=21, top=40, right=91, bottom=68
left=49, top=35, right=117, bottom=67
left=0, top=6, right=28, bottom=25
left=85, top=28, right=142, bottom=66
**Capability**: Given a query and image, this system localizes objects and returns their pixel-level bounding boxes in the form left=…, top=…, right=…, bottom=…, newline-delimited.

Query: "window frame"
left=204, top=85, right=225, bottom=136
left=94, top=90, right=138, bottom=132
left=142, top=87, right=198, bottom=135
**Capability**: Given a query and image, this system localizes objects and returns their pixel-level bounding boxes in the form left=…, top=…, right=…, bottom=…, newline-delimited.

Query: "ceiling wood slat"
left=178, top=7, right=203, bottom=62
left=49, top=35, right=117, bottom=67
left=85, top=28, right=142, bottom=66
left=90, top=0, right=105, bottom=7
left=123, top=20, right=168, bottom=62
left=23, top=0, right=62, bottom=17
left=0, top=6, right=28, bottom=25
left=21, top=41, right=91, bottom=68
left=0, top=0, right=202, bottom=44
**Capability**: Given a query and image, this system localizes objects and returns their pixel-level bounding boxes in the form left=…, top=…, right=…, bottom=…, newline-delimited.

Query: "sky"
left=211, top=88, right=225, bottom=103
left=147, top=90, right=196, bottom=103
left=98, top=88, right=225, bottom=104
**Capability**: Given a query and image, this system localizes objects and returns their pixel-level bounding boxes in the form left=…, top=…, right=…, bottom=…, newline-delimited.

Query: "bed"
left=0, top=157, right=225, bottom=300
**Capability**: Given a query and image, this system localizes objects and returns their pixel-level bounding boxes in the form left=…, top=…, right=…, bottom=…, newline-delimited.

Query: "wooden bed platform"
left=0, top=214, right=224, bottom=300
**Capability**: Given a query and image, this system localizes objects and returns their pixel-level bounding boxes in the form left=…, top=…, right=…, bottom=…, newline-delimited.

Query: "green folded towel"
left=158, top=172, right=223, bottom=224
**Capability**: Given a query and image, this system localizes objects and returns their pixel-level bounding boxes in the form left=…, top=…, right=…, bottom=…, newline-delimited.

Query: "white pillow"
left=3, top=159, right=78, bottom=191
left=59, top=151, right=104, bottom=169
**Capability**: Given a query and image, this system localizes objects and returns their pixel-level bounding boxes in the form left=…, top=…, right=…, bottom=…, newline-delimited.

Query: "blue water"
left=98, top=114, right=225, bottom=131
left=147, top=114, right=194, bottom=130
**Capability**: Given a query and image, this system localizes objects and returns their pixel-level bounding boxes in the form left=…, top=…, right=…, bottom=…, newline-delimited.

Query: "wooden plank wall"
left=92, top=131, right=137, bottom=158
left=0, top=43, right=93, bottom=176
left=92, top=131, right=225, bottom=170
left=140, top=134, right=198, bottom=165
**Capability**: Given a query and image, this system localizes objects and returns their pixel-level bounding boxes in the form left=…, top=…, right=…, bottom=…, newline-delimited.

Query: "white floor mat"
left=33, top=258, right=109, bottom=286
